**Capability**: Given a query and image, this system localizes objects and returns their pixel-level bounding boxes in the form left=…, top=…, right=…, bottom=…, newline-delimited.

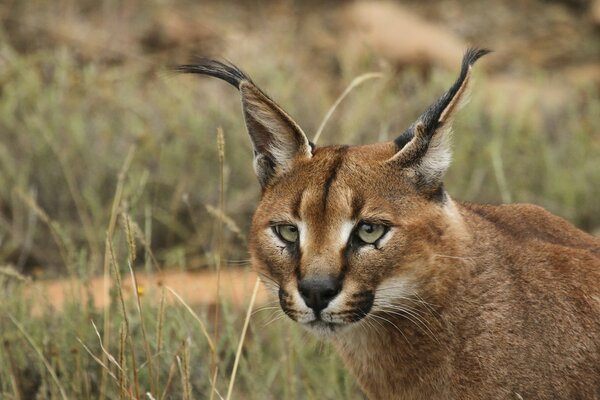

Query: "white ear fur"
left=416, top=124, right=453, bottom=183
left=388, top=48, right=489, bottom=188
left=414, top=73, right=472, bottom=183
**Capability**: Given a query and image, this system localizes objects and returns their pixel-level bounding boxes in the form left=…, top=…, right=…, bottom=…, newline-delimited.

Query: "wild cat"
left=177, top=49, right=600, bottom=399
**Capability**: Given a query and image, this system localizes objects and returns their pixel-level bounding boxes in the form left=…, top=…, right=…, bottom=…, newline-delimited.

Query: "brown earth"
left=26, top=269, right=269, bottom=315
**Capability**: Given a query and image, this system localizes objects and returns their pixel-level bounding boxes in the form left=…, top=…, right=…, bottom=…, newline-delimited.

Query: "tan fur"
left=182, top=52, right=600, bottom=399
left=250, top=146, right=600, bottom=399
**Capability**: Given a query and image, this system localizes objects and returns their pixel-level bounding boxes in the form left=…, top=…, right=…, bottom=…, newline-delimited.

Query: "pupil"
left=363, top=224, right=374, bottom=233
left=288, top=226, right=297, bottom=232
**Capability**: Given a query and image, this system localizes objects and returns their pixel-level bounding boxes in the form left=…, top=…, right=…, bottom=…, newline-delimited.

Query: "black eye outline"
left=352, top=221, right=390, bottom=247
left=272, top=224, right=299, bottom=244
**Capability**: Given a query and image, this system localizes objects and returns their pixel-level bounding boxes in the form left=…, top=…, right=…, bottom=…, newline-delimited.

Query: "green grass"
left=0, top=274, right=358, bottom=399
left=1, top=2, right=600, bottom=398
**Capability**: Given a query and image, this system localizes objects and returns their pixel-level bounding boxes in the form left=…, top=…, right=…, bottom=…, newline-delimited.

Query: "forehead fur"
left=256, top=141, right=419, bottom=222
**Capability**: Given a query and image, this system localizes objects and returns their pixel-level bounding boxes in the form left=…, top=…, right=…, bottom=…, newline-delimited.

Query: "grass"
left=1, top=1, right=600, bottom=398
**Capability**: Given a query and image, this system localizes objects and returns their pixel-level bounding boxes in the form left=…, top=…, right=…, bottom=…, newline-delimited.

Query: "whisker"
left=432, top=253, right=481, bottom=261
left=354, top=311, right=378, bottom=338
left=263, top=313, right=286, bottom=327
left=374, top=305, right=439, bottom=344
left=251, top=305, right=281, bottom=316
left=225, top=259, right=253, bottom=266
left=367, top=314, right=412, bottom=347
left=256, top=307, right=284, bottom=324
left=256, top=271, right=280, bottom=288
left=375, top=288, right=441, bottom=319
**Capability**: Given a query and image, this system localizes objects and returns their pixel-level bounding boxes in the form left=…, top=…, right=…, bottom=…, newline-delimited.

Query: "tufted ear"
left=387, top=48, right=490, bottom=191
left=177, top=59, right=313, bottom=188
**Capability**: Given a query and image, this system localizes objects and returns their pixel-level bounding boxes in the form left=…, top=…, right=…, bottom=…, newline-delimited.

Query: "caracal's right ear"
left=387, top=48, right=490, bottom=193
left=176, top=59, right=313, bottom=188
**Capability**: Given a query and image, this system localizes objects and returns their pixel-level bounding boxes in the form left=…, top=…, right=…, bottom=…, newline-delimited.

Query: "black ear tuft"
left=175, top=58, right=252, bottom=89
left=416, top=47, right=491, bottom=141
left=394, top=47, right=491, bottom=153
left=393, top=128, right=414, bottom=151
left=388, top=47, right=490, bottom=189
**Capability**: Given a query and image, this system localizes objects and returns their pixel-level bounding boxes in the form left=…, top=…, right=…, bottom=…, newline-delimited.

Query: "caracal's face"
left=249, top=143, right=451, bottom=337
left=177, top=49, right=488, bottom=337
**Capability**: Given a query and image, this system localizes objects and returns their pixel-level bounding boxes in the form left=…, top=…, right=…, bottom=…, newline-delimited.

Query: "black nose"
left=298, top=276, right=342, bottom=314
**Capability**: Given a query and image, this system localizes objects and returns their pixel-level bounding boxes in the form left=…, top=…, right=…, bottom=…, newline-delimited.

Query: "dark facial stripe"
left=321, top=146, right=349, bottom=212
left=291, top=189, right=304, bottom=220
left=351, top=193, right=365, bottom=221
left=293, top=240, right=303, bottom=281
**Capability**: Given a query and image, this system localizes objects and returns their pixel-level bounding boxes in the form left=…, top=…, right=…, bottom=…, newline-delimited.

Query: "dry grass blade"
left=490, top=144, right=512, bottom=203
left=156, top=287, right=166, bottom=394
left=225, top=277, right=261, bottom=400
left=100, top=145, right=136, bottom=400
left=91, top=320, right=125, bottom=373
left=108, top=239, right=129, bottom=328
left=217, top=126, right=225, bottom=165
left=179, top=340, right=193, bottom=400
left=0, top=265, right=30, bottom=282
left=127, top=216, right=162, bottom=272
left=205, top=204, right=246, bottom=243
left=213, top=126, right=226, bottom=394
left=209, top=367, right=222, bottom=400
left=14, top=188, right=73, bottom=268
left=77, top=338, right=119, bottom=383
left=160, top=340, right=186, bottom=400
left=313, top=72, right=384, bottom=144
left=118, top=322, right=131, bottom=399
left=8, top=314, right=69, bottom=400
left=127, top=258, right=157, bottom=396
left=122, top=211, right=157, bottom=395
left=122, top=213, right=137, bottom=264
left=165, top=286, right=216, bottom=355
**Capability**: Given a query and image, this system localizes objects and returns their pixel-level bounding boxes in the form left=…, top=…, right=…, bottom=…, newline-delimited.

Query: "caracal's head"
left=178, top=49, right=489, bottom=337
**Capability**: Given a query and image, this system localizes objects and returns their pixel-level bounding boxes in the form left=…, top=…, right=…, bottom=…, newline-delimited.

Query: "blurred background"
left=1, top=0, right=599, bottom=276
left=0, top=0, right=599, bottom=398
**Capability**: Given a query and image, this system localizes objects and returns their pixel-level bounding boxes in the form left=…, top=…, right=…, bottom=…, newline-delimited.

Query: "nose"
left=298, top=276, right=342, bottom=314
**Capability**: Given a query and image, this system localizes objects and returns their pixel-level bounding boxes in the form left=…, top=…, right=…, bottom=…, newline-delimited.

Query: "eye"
left=356, top=223, right=387, bottom=244
left=274, top=224, right=299, bottom=244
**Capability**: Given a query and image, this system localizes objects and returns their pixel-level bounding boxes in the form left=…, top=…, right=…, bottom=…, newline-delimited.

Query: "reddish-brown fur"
left=179, top=50, right=600, bottom=399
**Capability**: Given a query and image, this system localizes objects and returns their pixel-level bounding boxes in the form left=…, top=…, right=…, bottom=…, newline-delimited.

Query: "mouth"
left=278, top=287, right=375, bottom=333
left=303, top=319, right=347, bottom=334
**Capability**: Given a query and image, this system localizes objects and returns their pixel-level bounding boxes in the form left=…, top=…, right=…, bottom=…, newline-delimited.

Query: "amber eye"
left=274, top=224, right=299, bottom=244
left=356, top=223, right=386, bottom=244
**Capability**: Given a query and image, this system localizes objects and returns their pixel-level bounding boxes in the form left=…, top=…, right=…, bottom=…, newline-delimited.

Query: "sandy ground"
left=25, top=269, right=270, bottom=315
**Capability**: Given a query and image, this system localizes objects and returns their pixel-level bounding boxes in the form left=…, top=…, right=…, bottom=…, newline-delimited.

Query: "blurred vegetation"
left=1, top=0, right=599, bottom=276
left=0, top=0, right=599, bottom=398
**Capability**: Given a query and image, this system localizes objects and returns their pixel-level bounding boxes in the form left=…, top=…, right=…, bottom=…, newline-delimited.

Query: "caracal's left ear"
left=387, top=48, right=490, bottom=192
left=176, top=59, right=313, bottom=188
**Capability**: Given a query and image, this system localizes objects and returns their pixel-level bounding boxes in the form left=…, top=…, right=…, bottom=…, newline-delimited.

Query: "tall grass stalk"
left=226, top=277, right=261, bottom=400
left=313, top=72, right=383, bottom=144
left=100, top=145, right=136, bottom=400
left=123, top=212, right=158, bottom=396
left=155, top=287, right=166, bottom=394
left=212, top=126, right=226, bottom=396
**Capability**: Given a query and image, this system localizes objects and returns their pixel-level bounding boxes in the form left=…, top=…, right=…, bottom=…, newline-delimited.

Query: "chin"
left=301, top=320, right=354, bottom=338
